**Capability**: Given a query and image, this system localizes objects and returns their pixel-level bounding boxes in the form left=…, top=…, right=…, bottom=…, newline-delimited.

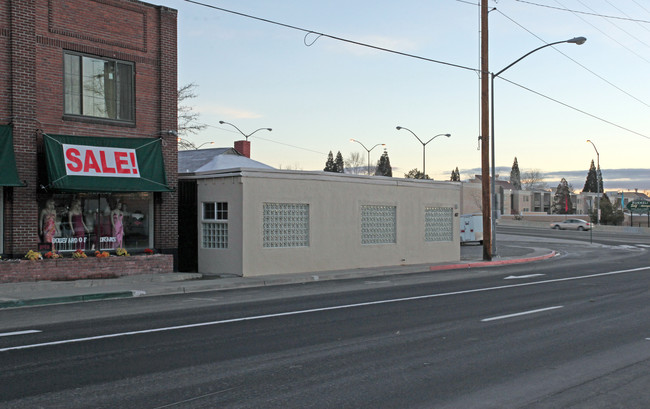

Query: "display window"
left=38, top=193, right=152, bottom=253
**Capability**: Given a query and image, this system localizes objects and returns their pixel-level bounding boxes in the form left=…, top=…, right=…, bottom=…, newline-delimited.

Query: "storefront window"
left=38, top=193, right=152, bottom=253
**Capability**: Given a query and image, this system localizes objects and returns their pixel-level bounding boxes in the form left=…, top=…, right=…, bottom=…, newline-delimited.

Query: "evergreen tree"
left=510, top=157, right=522, bottom=190
left=404, top=169, right=430, bottom=180
left=323, top=151, right=336, bottom=172
left=450, top=167, right=461, bottom=181
left=597, top=165, right=604, bottom=193
left=334, top=151, right=345, bottom=173
left=374, top=150, right=392, bottom=177
left=592, top=194, right=624, bottom=225
left=552, top=178, right=573, bottom=214
left=582, top=160, right=598, bottom=193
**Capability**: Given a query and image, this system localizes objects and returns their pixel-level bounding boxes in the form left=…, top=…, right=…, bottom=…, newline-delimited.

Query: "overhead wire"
left=495, top=8, right=650, bottom=108
left=572, top=0, right=650, bottom=50
left=514, top=0, right=650, bottom=23
left=603, top=0, right=650, bottom=35
left=499, top=77, right=650, bottom=140
left=189, top=0, right=650, bottom=143
left=184, top=0, right=479, bottom=74
left=207, top=124, right=327, bottom=155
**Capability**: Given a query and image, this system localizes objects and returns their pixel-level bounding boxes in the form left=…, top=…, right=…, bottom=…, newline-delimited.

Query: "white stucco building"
left=178, top=150, right=461, bottom=276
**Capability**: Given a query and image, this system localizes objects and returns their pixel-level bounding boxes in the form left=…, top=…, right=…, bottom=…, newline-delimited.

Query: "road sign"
left=626, top=200, right=650, bottom=213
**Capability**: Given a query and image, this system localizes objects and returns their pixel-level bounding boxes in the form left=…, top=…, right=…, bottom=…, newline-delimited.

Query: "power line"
left=573, top=0, right=650, bottom=50
left=208, top=124, right=327, bottom=155
left=551, top=0, right=650, bottom=64
left=604, top=0, right=650, bottom=34
left=183, top=0, right=479, bottom=74
left=514, top=0, right=650, bottom=23
left=498, top=76, right=650, bottom=141
left=495, top=9, right=650, bottom=108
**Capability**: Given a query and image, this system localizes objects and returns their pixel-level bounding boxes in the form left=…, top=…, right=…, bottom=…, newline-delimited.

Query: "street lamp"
left=218, top=120, right=272, bottom=140
left=587, top=139, right=600, bottom=224
left=396, top=126, right=450, bottom=178
left=350, top=139, right=385, bottom=175
left=196, top=141, right=215, bottom=149
left=490, top=36, right=586, bottom=256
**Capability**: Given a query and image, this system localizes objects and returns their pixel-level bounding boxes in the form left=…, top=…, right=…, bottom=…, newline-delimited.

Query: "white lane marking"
left=481, top=306, right=564, bottom=322
left=504, top=274, right=545, bottom=280
left=1, top=265, right=649, bottom=353
left=0, top=330, right=42, bottom=338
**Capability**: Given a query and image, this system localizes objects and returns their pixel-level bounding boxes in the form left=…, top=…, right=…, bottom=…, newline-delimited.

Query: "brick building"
left=0, top=0, right=178, bottom=266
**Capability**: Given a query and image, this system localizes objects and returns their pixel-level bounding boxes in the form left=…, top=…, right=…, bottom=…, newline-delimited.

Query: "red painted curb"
left=429, top=251, right=557, bottom=271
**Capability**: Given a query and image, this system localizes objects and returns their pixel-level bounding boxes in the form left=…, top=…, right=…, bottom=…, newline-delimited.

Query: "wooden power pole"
left=481, top=0, right=492, bottom=261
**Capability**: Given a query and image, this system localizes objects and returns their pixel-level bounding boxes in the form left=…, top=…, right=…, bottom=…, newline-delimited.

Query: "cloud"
left=462, top=167, right=650, bottom=192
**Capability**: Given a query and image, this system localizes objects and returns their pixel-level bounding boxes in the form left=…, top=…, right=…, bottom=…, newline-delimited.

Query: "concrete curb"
left=0, top=290, right=138, bottom=309
left=429, top=251, right=557, bottom=271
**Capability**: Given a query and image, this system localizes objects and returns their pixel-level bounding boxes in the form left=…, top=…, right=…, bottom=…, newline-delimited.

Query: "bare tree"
left=521, top=169, right=549, bottom=191
left=344, top=152, right=368, bottom=175
left=178, top=83, right=207, bottom=137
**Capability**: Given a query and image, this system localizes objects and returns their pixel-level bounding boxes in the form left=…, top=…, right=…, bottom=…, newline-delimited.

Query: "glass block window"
left=202, top=222, right=228, bottom=249
left=425, top=207, right=453, bottom=242
left=202, top=202, right=228, bottom=249
left=263, top=203, right=310, bottom=248
left=361, top=205, right=396, bottom=245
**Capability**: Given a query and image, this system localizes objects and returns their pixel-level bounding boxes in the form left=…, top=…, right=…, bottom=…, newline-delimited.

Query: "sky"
left=156, top=0, right=650, bottom=193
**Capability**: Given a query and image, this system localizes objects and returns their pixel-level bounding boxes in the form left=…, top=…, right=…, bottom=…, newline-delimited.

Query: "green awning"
left=43, top=133, right=172, bottom=192
left=0, top=125, right=24, bottom=187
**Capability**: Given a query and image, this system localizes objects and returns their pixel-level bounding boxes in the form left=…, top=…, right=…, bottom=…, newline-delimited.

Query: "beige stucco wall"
left=196, top=170, right=461, bottom=277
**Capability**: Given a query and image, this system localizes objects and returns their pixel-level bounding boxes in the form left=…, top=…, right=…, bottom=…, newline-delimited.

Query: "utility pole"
left=480, top=0, right=492, bottom=261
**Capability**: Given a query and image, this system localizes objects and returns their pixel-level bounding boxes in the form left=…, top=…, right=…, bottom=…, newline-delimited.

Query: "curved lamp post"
left=350, top=139, right=385, bottom=175
left=586, top=139, right=600, bottom=225
left=196, top=141, right=215, bottom=149
left=396, top=126, right=450, bottom=178
left=490, top=36, right=586, bottom=256
left=218, top=120, right=272, bottom=140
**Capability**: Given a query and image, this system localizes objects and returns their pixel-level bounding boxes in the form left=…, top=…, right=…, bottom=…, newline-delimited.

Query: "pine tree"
left=334, top=151, right=345, bottom=173
left=582, top=160, right=598, bottom=193
left=449, top=167, right=461, bottom=181
left=323, top=151, right=336, bottom=172
left=510, top=157, right=522, bottom=190
left=552, top=178, right=573, bottom=214
left=597, top=165, right=604, bottom=193
left=374, top=150, right=392, bottom=177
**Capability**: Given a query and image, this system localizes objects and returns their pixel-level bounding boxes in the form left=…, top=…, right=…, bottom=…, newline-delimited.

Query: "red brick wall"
left=1, top=0, right=178, bottom=265
left=0, top=254, right=173, bottom=283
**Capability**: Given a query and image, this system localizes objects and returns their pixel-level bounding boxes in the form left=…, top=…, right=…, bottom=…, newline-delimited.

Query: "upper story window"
left=64, top=53, right=134, bottom=122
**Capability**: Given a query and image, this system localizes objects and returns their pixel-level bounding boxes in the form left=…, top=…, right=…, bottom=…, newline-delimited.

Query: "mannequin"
left=111, top=201, right=125, bottom=248
left=39, top=199, right=59, bottom=243
left=68, top=199, right=89, bottom=250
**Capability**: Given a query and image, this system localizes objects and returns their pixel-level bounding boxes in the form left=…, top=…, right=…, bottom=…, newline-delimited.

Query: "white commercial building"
left=179, top=161, right=461, bottom=277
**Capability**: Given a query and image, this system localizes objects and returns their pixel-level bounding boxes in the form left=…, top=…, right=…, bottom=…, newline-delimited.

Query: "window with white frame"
left=263, top=203, right=309, bottom=248
left=64, top=52, right=134, bottom=122
left=361, top=205, right=396, bottom=244
left=425, top=207, right=453, bottom=242
left=202, top=202, right=228, bottom=249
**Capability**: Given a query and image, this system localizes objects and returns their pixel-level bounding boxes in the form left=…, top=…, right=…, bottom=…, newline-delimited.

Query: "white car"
left=550, top=219, right=592, bottom=231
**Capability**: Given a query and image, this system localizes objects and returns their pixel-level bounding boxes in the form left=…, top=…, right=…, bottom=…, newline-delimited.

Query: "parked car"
left=550, top=219, right=592, bottom=231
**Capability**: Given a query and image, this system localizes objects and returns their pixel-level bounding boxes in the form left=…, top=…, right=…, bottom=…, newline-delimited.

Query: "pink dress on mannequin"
left=112, top=212, right=124, bottom=248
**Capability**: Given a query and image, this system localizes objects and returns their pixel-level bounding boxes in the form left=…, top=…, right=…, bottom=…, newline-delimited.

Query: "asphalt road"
left=0, top=231, right=648, bottom=408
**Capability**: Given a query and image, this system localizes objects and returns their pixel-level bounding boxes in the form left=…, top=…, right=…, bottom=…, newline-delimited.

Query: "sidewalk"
left=0, top=242, right=556, bottom=309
